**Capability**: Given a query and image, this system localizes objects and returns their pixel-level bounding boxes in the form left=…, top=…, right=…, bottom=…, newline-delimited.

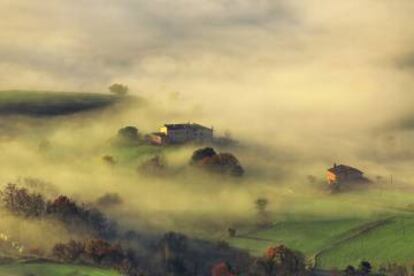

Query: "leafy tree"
left=1, top=184, right=117, bottom=239
left=0, top=183, right=46, bottom=217
left=227, top=227, right=236, bottom=237
left=255, top=197, right=270, bottom=226
left=84, top=239, right=124, bottom=265
left=344, top=265, right=357, bottom=276
left=190, top=147, right=244, bottom=177
left=108, top=83, right=128, bottom=96
left=52, top=240, right=84, bottom=262
left=159, top=232, right=188, bottom=259
left=251, top=245, right=307, bottom=276
left=190, top=147, right=217, bottom=164
left=52, top=239, right=127, bottom=270
left=158, top=232, right=189, bottom=275
left=118, top=126, right=139, bottom=141
left=47, top=195, right=117, bottom=239
left=255, top=198, right=268, bottom=213
left=212, top=261, right=235, bottom=276
left=206, top=153, right=244, bottom=176
left=47, top=195, right=80, bottom=220
left=358, top=261, right=372, bottom=275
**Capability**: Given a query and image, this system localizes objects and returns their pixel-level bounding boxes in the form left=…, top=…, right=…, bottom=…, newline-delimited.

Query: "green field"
left=112, top=144, right=163, bottom=164
left=317, top=216, right=414, bottom=269
left=228, top=215, right=414, bottom=270
left=0, top=263, right=120, bottom=276
left=2, top=90, right=413, bottom=272
left=0, top=90, right=119, bottom=116
left=108, top=142, right=187, bottom=168
left=228, top=218, right=370, bottom=256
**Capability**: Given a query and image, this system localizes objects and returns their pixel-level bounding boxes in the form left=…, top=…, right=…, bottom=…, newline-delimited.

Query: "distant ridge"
left=0, top=90, right=121, bottom=116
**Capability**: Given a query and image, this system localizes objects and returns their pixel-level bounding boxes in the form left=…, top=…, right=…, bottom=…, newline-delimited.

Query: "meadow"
left=0, top=262, right=120, bottom=276
left=0, top=90, right=119, bottom=116
left=227, top=214, right=414, bottom=269
left=0, top=90, right=414, bottom=274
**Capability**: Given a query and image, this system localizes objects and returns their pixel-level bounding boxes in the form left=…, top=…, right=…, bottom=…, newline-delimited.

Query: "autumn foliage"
left=211, top=261, right=236, bottom=276
left=0, top=184, right=117, bottom=239
left=250, top=245, right=307, bottom=276
left=52, top=239, right=136, bottom=274
left=0, top=183, right=46, bottom=217
left=190, top=147, right=244, bottom=177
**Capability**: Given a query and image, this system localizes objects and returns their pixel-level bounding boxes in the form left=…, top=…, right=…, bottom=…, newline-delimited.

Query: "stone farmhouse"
left=146, top=123, right=213, bottom=145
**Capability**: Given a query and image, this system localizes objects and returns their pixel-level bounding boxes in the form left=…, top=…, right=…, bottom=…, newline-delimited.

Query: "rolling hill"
left=0, top=262, right=120, bottom=276
left=0, top=90, right=121, bottom=116
left=228, top=215, right=414, bottom=270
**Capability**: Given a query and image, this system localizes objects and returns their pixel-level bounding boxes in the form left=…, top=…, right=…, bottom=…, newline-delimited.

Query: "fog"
left=1, top=0, right=413, bottom=148
left=0, top=0, right=413, bottom=254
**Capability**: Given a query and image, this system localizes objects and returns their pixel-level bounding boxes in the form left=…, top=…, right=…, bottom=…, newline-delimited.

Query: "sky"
left=0, top=0, right=413, bottom=130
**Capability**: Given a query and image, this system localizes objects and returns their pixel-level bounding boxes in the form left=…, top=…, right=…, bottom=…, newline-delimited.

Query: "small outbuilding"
left=327, top=163, right=364, bottom=185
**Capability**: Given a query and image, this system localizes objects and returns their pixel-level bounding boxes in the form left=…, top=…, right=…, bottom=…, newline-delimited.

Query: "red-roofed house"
left=327, top=163, right=364, bottom=185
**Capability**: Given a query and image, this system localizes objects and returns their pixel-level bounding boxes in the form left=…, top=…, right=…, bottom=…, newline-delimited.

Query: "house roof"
left=328, top=164, right=363, bottom=175
left=151, top=132, right=167, bottom=137
left=164, top=123, right=212, bottom=130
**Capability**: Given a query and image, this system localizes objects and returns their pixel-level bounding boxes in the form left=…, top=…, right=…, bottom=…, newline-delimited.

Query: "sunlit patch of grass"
left=0, top=263, right=120, bottom=276
left=228, top=217, right=370, bottom=256
left=317, top=215, right=414, bottom=269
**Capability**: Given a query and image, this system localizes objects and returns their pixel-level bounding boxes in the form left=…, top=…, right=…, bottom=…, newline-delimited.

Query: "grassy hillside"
left=228, top=215, right=414, bottom=270
left=0, top=90, right=119, bottom=116
left=228, top=217, right=370, bottom=256
left=112, top=144, right=163, bottom=164
left=0, top=262, right=120, bottom=276
left=317, top=216, right=414, bottom=269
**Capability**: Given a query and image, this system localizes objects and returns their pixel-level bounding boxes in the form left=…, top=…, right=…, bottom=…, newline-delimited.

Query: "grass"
left=228, top=217, right=370, bottom=256
left=108, top=141, right=186, bottom=167
left=0, top=263, right=120, bottom=276
left=113, top=143, right=163, bottom=164
left=228, top=215, right=414, bottom=270
left=317, top=216, right=414, bottom=269
left=0, top=90, right=119, bottom=116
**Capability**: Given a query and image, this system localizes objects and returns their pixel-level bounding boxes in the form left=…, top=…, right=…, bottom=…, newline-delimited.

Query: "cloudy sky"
left=0, top=0, right=413, bottom=127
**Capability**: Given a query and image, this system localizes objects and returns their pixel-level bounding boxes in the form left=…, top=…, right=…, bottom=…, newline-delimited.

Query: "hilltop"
left=0, top=90, right=123, bottom=116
